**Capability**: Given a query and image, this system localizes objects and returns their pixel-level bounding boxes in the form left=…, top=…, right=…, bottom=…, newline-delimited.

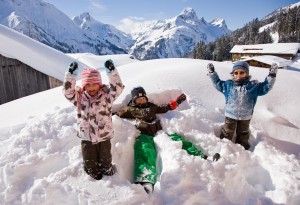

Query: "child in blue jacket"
left=207, top=61, right=278, bottom=150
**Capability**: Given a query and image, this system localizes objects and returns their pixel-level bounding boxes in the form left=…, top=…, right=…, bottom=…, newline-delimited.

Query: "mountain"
left=0, top=0, right=132, bottom=54
left=129, top=8, right=231, bottom=60
left=262, top=1, right=300, bottom=20
left=72, top=12, right=134, bottom=53
left=256, top=1, right=300, bottom=43
left=0, top=0, right=231, bottom=60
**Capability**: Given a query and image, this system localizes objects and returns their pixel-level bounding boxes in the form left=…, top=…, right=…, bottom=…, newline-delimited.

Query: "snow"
left=0, top=26, right=300, bottom=205
left=0, top=0, right=133, bottom=55
left=258, top=22, right=279, bottom=43
left=0, top=24, right=80, bottom=81
left=242, top=55, right=292, bottom=68
left=129, top=8, right=231, bottom=59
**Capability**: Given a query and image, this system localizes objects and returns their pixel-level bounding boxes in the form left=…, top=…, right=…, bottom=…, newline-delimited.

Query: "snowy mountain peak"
left=73, top=12, right=102, bottom=29
left=175, top=7, right=201, bottom=25
left=210, top=18, right=227, bottom=28
left=129, top=8, right=231, bottom=60
left=79, top=12, right=91, bottom=21
left=179, top=7, right=197, bottom=18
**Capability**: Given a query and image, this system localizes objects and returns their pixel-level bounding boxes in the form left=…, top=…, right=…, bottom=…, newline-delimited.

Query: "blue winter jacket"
left=209, top=72, right=276, bottom=120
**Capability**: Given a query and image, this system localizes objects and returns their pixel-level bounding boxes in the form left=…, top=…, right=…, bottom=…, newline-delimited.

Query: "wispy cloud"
left=116, top=17, right=154, bottom=34
left=87, top=0, right=106, bottom=12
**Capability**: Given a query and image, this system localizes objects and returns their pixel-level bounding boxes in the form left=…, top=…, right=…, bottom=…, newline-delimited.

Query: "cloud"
left=87, top=0, right=106, bottom=12
left=116, top=17, right=149, bottom=34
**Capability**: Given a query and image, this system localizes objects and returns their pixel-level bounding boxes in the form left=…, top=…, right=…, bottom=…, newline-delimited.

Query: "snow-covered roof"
left=242, top=55, right=292, bottom=67
left=0, top=24, right=85, bottom=81
left=230, top=43, right=300, bottom=55
left=0, top=25, right=138, bottom=82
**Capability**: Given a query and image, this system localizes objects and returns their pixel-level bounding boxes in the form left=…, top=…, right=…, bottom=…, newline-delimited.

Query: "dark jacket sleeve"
left=115, top=107, right=135, bottom=119
left=155, top=104, right=172, bottom=114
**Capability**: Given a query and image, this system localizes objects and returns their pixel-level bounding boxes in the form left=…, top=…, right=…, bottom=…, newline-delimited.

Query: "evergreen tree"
left=190, top=5, right=299, bottom=61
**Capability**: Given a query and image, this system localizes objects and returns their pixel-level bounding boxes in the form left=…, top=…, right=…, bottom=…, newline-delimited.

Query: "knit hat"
left=81, top=68, right=102, bottom=88
left=131, top=87, right=148, bottom=103
left=231, top=61, right=249, bottom=75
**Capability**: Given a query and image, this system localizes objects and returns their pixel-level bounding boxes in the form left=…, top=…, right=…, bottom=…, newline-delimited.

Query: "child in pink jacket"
left=63, top=60, right=124, bottom=180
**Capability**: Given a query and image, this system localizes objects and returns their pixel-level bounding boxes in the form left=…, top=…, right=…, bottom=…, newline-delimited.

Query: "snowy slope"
left=263, top=1, right=300, bottom=20
left=0, top=0, right=132, bottom=54
left=0, top=57, right=299, bottom=205
left=73, top=12, right=134, bottom=51
left=259, top=1, right=300, bottom=43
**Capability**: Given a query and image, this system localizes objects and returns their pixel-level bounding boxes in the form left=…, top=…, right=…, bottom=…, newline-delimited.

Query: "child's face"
left=135, top=97, right=148, bottom=105
left=85, top=83, right=100, bottom=96
left=232, top=69, right=247, bottom=79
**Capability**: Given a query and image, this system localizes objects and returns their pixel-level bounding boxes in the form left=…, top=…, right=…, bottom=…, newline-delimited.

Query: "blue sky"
left=45, top=0, right=300, bottom=32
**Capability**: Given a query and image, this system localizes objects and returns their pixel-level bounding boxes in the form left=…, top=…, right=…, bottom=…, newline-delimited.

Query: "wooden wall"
left=231, top=53, right=294, bottom=62
left=0, top=54, right=62, bottom=104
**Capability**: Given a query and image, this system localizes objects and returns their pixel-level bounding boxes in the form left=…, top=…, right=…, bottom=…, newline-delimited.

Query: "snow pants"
left=81, top=140, right=114, bottom=180
left=134, top=133, right=207, bottom=185
left=220, top=117, right=251, bottom=150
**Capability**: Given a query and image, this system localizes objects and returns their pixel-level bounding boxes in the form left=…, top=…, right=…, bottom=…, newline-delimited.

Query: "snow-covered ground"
left=0, top=20, right=300, bottom=205
left=0, top=56, right=299, bottom=205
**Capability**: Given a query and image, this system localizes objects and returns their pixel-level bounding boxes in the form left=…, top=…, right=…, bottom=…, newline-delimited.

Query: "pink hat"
left=81, top=68, right=102, bottom=88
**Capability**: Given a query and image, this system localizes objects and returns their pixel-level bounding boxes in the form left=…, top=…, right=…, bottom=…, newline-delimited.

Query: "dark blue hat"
left=231, top=61, right=249, bottom=75
left=131, top=87, right=148, bottom=103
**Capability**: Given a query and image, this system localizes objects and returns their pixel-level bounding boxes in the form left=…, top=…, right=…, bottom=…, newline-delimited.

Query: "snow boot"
left=140, top=182, right=154, bottom=194
left=206, top=153, right=221, bottom=162
left=213, top=153, right=221, bottom=161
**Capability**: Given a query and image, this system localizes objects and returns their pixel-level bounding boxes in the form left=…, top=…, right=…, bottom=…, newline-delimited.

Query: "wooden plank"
left=0, top=65, right=7, bottom=104
left=0, top=54, right=61, bottom=104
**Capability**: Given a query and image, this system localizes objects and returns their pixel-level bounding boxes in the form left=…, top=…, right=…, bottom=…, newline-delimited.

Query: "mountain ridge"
left=1, top=0, right=293, bottom=60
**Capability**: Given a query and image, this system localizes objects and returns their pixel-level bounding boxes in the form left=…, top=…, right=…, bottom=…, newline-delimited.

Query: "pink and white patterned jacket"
left=63, top=69, right=124, bottom=144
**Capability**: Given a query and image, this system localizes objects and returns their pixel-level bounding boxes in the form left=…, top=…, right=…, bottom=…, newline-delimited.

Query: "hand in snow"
left=269, top=63, right=279, bottom=78
left=169, top=94, right=187, bottom=110
left=69, top=61, right=78, bottom=75
left=104, top=59, right=115, bottom=72
left=176, top=94, right=186, bottom=105
left=207, top=63, right=215, bottom=74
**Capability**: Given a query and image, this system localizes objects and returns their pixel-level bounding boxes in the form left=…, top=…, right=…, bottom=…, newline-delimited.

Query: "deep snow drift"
left=0, top=58, right=299, bottom=205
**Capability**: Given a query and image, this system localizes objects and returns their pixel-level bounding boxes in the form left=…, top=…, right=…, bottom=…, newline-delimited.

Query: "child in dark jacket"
left=207, top=61, right=278, bottom=150
left=63, top=60, right=124, bottom=180
left=116, top=87, right=220, bottom=193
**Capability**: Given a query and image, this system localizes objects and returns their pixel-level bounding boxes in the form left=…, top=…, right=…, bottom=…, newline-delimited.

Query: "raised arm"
left=207, top=63, right=227, bottom=93
left=256, top=63, right=278, bottom=96
left=63, top=62, right=80, bottom=106
left=104, top=60, right=125, bottom=102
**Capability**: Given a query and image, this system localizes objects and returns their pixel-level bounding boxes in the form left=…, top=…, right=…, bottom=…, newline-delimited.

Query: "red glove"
left=168, top=94, right=187, bottom=110
left=169, top=100, right=177, bottom=110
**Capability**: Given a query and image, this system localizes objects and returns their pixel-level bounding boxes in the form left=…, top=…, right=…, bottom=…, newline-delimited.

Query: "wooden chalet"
left=230, top=43, right=300, bottom=68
